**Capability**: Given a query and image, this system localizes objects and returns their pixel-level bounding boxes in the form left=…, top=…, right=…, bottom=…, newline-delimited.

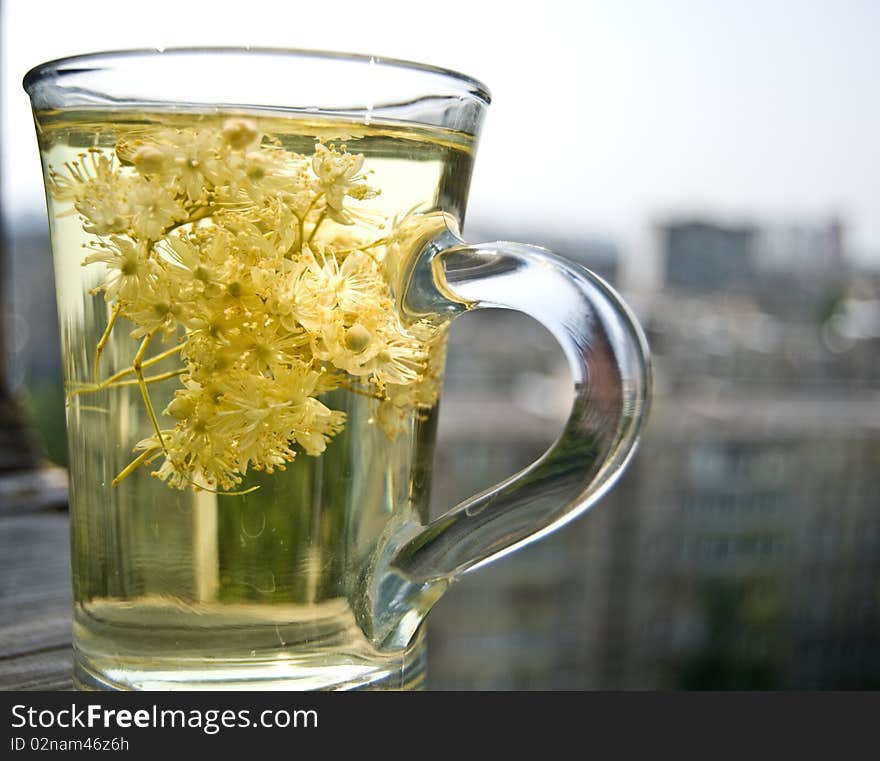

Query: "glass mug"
left=24, top=49, right=651, bottom=690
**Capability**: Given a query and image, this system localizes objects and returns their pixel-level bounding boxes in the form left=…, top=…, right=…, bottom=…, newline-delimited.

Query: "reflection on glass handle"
left=396, top=227, right=652, bottom=579
left=360, top=221, right=652, bottom=649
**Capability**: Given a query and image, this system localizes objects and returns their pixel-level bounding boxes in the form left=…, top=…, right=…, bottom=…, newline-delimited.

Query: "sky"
left=3, top=0, right=879, bottom=286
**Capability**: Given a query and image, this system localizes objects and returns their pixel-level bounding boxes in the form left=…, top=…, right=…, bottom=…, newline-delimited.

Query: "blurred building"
left=753, top=217, right=850, bottom=323
left=661, top=220, right=757, bottom=293
left=600, top=397, right=880, bottom=689
left=757, top=217, right=844, bottom=275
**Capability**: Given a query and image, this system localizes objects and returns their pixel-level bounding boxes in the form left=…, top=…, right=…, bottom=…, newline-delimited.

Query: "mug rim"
left=22, top=46, right=492, bottom=105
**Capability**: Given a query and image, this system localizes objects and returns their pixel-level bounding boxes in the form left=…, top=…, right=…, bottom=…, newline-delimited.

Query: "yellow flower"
left=128, top=181, right=187, bottom=240
left=311, top=142, right=378, bottom=223
left=82, top=236, right=152, bottom=303
left=296, top=246, right=388, bottom=322
left=50, top=151, right=133, bottom=235
left=123, top=275, right=186, bottom=342
left=158, top=128, right=225, bottom=202
left=232, top=319, right=309, bottom=375
left=363, top=330, right=427, bottom=389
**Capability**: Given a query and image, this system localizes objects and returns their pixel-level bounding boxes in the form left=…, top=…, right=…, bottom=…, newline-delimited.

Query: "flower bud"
left=132, top=145, right=166, bottom=174
left=222, top=118, right=260, bottom=150
left=166, top=395, right=195, bottom=420
left=344, top=323, right=372, bottom=353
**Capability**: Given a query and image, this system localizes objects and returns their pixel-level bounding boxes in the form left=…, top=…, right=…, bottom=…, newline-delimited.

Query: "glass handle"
left=395, top=224, right=652, bottom=582
left=358, top=218, right=651, bottom=649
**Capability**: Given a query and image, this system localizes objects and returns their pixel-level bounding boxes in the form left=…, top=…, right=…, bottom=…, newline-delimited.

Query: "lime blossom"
left=52, top=119, right=446, bottom=492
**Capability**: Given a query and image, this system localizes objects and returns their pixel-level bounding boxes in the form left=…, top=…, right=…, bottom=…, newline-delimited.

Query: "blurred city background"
left=2, top=1, right=879, bottom=689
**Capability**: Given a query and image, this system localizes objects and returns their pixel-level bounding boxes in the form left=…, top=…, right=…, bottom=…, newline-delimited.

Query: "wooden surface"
left=0, top=481, right=73, bottom=690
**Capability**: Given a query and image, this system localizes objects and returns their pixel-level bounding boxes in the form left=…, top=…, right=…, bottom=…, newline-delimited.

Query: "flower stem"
left=306, top=209, right=327, bottom=245
left=93, top=302, right=121, bottom=382
left=69, top=343, right=184, bottom=398
left=112, top=447, right=160, bottom=486
left=335, top=237, right=389, bottom=257
left=133, top=331, right=167, bottom=453
left=181, top=475, right=261, bottom=497
left=162, top=205, right=214, bottom=237
left=95, top=368, right=186, bottom=390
